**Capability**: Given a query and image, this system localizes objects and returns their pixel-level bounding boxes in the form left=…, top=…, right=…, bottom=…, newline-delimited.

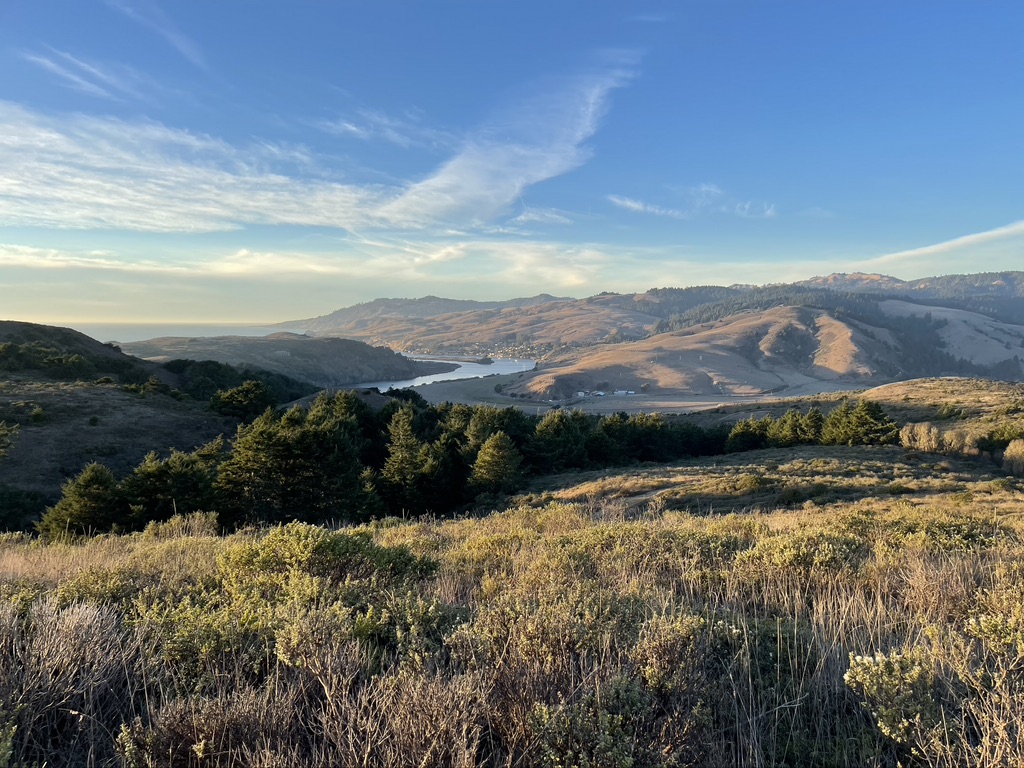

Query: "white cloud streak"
left=607, top=194, right=685, bottom=219
left=105, top=0, right=206, bottom=69
left=866, top=220, right=1024, bottom=267
left=23, top=48, right=156, bottom=101
left=0, top=57, right=634, bottom=235
left=318, top=108, right=457, bottom=150
left=0, top=238, right=612, bottom=292
left=22, top=52, right=112, bottom=99
left=510, top=207, right=574, bottom=226
left=0, top=243, right=185, bottom=273
left=608, top=184, right=777, bottom=221
left=377, top=65, right=635, bottom=227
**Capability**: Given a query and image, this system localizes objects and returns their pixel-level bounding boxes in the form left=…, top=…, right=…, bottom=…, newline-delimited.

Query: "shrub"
left=1003, top=438, right=1024, bottom=475
left=845, top=647, right=941, bottom=747
left=0, top=600, right=142, bottom=767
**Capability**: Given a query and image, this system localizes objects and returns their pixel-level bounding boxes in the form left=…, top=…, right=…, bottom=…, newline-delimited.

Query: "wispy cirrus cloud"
left=510, top=207, right=574, bottom=226
left=376, top=59, right=637, bottom=227
left=856, top=220, right=1024, bottom=276
left=607, top=194, right=685, bottom=219
left=609, top=183, right=777, bottom=221
left=105, top=0, right=206, bottom=69
left=23, top=51, right=111, bottom=99
left=735, top=201, right=777, bottom=219
left=0, top=102, right=378, bottom=233
left=318, top=108, right=458, bottom=150
left=0, top=52, right=634, bottom=236
left=22, top=48, right=156, bottom=101
left=0, top=243, right=185, bottom=273
left=0, top=236, right=609, bottom=292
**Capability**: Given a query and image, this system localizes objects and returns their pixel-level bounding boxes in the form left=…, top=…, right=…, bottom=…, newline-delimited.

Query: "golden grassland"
left=1, top=438, right=1023, bottom=767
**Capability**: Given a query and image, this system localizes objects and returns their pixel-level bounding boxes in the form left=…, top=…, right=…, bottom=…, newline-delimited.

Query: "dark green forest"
left=34, top=389, right=904, bottom=538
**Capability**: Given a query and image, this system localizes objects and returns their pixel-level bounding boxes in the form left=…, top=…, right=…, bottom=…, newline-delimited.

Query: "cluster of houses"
left=574, top=389, right=637, bottom=398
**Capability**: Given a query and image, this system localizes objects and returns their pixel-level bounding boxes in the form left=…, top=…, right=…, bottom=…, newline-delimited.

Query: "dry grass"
left=523, top=444, right=1018, bottom=519
left=1, top=439, right=1023, bottom=766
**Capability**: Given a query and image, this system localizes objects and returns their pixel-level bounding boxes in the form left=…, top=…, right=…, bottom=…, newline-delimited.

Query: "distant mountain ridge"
left=278, top=293, right=570, bottom=336
left=274, top=271, right=1024, bottom=397
left=799, top=271, right=1024, bottom=298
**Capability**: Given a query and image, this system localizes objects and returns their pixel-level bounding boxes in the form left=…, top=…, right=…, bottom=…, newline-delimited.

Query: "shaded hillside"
left=279, top=287, right=744, bottom=356
left=802, top=271, right=1024, bottom=324
left=0, top=379, right=236, bottom=508
left=0, top=321, right=157, bottom=382
left=278, top=294, right=568, bottom=336
left=270, top=271, right=1024, bottom=395
left=120, top=333, right=456, bottom=388
left=277, top=273, right=1024, bottom=361
left=0, top=322, right=318, bottom=402
left=512, top=307, right=897, bottom=398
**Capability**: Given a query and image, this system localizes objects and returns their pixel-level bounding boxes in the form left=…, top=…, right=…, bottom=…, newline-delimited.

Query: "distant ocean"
left=66, top=323, right=297, bottom=344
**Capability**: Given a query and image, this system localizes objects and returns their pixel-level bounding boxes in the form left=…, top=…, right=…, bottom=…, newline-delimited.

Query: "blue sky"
left=1, top=1, right=1022, bottom=323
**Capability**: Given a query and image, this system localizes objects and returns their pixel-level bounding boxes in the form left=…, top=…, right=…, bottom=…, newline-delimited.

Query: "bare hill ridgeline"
left=275, top=271, right=1024, bottom=398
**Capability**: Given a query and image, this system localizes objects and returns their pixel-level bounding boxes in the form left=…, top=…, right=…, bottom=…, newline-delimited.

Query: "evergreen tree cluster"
left=725, top=400, right=899, bottom=452
left=35, top=392, right=732, bottom=537
left=161, top=358, right=319, bottom=403
left=0, top=341, right=104, bottom=380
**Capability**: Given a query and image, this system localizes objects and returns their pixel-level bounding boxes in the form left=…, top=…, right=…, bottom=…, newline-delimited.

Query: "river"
left=353, top=358, right=536, bottom=391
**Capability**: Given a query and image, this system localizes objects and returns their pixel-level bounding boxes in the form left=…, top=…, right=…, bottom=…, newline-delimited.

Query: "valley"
left=270, top=271, right=1024, bottom=402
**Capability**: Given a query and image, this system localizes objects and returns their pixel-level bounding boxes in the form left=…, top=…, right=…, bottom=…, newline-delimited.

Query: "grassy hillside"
left=0, top=439, right=1021, bottom=766
left=278, top=294, right=569, bottom=337
left=0, top=379, right=236, bottom=511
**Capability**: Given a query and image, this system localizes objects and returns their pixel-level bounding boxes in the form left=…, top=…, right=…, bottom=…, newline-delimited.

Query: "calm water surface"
left=353, top=358, right=536, bottom=390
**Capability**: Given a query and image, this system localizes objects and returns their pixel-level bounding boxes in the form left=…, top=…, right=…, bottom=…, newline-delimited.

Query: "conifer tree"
left=216, top=403, right=368, bottom=526
left=850, top=400, right=900, bottom=445
left=531, top=409, right=590, bottom=471
left=36, top=463, right=124, bottom=539
left=821, top=401, right=856, bottom=445
left=419, top=432, right=471, bottom=512
left=800, top=407, right=825, bottom=444
left=470, top=431, right=523, bottom=494
left=380, top=406, right=426, bottom=515
left=121, top=449, right=218, bottom=528
left=210, top=380, right=276, bottom=421
left=768, top=409, right=803, bottom=447
left=726, top=416, right=771, bottom=452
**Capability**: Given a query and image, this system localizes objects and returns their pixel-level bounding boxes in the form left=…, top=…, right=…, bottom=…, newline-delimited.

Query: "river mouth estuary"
left=352, top=357, right=536, bottom=391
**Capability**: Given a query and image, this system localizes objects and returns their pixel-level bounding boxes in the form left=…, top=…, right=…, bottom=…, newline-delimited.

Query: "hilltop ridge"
left=272, top=271, right=1024, bottom=397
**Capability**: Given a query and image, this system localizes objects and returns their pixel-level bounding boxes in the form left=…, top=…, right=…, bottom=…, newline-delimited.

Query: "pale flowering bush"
left=845, top=647, right=940, bottom=746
